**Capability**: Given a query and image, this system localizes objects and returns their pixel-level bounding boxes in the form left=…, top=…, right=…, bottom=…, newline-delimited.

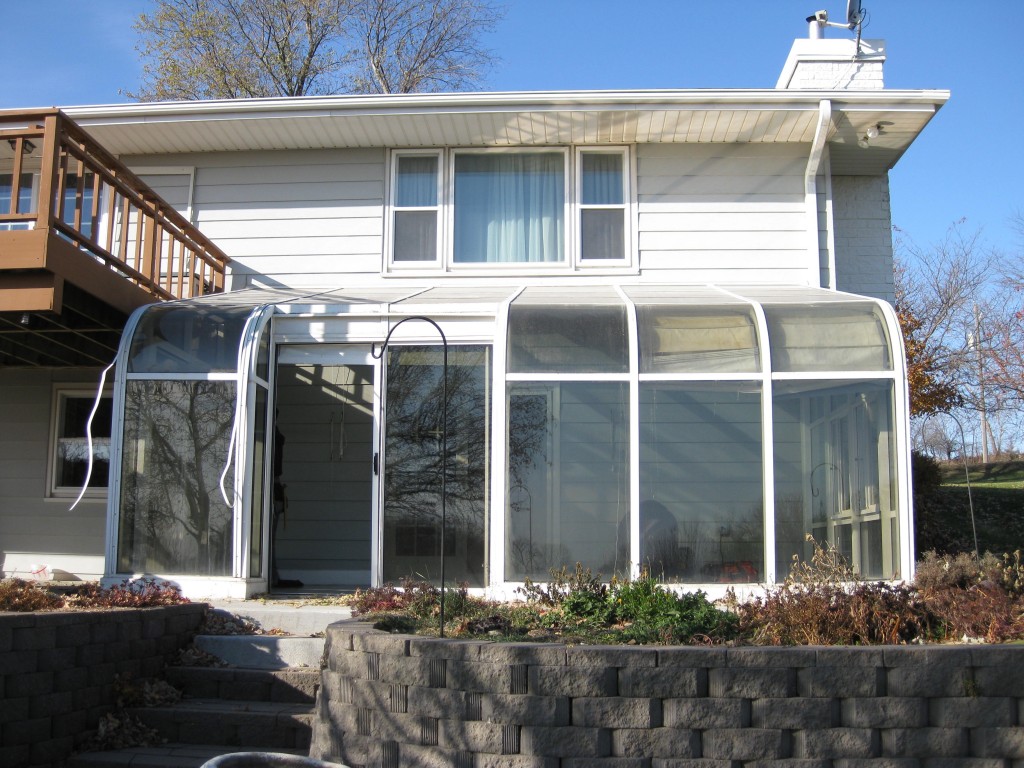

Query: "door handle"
left=373, top=452, right=379, bottom=476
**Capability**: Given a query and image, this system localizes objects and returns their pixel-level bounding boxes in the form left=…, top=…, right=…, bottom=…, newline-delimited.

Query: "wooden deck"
left=0, top=109, right=231, bottom=365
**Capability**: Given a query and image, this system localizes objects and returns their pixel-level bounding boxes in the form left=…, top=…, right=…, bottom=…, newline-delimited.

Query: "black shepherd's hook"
left=372, top=316, right=449, bottom=636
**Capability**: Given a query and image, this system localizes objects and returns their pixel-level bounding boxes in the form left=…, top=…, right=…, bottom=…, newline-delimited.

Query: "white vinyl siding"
left=127, top=149, right=386, bottom=287
left=636, top=144, right=812, bottom=282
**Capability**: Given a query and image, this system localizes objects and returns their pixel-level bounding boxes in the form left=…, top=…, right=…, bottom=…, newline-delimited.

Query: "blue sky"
left=3, top=0, right=1021, bottom=256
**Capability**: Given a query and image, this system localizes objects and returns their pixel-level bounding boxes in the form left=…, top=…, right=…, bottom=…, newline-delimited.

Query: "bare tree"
left=128, top=0, right=503, bottom=101
left=351, top=0, right=503, bottom=93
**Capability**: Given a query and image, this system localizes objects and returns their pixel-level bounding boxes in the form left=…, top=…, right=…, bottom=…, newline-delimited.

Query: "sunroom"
left=104, top=283, right=910, bottom=599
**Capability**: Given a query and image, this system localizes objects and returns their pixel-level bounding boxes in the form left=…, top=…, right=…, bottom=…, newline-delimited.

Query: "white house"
left=0, top=33, right=947, bottom=599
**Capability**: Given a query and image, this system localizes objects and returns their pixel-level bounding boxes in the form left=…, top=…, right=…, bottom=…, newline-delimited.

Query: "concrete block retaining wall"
left=0, top=604, right=206, bottom=768
left=312, top=628, right=1024, bottom=767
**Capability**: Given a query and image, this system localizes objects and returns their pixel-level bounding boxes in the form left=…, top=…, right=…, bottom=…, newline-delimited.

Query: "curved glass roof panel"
left=762, top=302, right=892, bottom=372
left=128, top=303, right=255, bottom=373
left=508, top=287, right=628, bottom=373
left=637, top=306, right=760, bottom=373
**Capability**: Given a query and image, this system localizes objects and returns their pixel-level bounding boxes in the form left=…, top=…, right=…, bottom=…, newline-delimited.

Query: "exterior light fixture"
left=858, top=124, right=882, bottom=149
left=6, top=139, right=35, bottom=154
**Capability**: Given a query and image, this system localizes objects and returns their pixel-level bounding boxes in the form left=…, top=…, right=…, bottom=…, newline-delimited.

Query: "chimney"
left=776, top=37, right=886, bottom=90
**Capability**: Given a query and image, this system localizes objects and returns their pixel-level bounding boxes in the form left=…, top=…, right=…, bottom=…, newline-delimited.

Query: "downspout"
left=805, top=100, right=832, bottom=288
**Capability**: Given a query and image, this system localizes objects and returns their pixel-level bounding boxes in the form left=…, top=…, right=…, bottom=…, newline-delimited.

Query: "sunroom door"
left=273, top=345, right=379, bottom=590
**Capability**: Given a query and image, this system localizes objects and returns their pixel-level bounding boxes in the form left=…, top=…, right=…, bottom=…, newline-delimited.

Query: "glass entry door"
left=273, top=345, right=378, bottom=589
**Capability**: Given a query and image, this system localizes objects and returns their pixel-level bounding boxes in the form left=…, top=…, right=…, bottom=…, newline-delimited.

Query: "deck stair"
left=67, top=599, right=359, bottom=768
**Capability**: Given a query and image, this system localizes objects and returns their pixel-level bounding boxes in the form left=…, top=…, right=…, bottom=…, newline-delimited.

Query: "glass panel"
left=394, top=210, right=437, bottom=262
left=639, top=383, right=763, bottom=582
left=396, top=155, right=438, bottom=206
left=383, top=345, right=491, bottom=587
left=763, top=303, right=892, bottom=372
left=250, top=386, right=267, bottom=578
left=255, top=327, right=270, bottom=382
left=638, top=307, right=760, bottom=373
left=454, top=153, right=564, bottom=263
left=128, top=304, right=253, bottom=373
left=56, top=395, right=112, bottom=489
left=507, top=304, right=628, bottom=373
left=772, top=380, right=898, bottom=580
left=581, top=209, right=624, bottom=260
left=506, top=382, right=629, bottom=581
left=117, top=380, right=236, bottom=575
left=0, top=172, right=34, bottom=214
left=582, top=153, right=623, bottom=205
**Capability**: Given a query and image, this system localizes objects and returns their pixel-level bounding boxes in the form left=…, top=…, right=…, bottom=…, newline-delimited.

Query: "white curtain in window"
left=454, top=153, right=564, bottom=263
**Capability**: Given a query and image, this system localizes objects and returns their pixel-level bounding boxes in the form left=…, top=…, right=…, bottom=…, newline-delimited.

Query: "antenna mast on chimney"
left=807, top=1, right=866, bottom=52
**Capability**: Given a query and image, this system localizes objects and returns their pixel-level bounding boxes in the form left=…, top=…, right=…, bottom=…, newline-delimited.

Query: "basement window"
left=49, top=389, right=112, bottom=497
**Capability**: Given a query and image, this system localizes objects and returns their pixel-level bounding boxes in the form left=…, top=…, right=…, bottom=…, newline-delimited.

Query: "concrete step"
left=165, top=667, right=320, bottom=704
left=205, top=600, right=354, bottom=637
left=192, top=635, right=325, bottom=670
left=129, top=700, right=313, bottom=751
left=68, top=744, right=310, bottom=768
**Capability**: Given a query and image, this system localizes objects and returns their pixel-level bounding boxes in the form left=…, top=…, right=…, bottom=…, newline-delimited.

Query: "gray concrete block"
left=747, top=761, right=830, bottom=768
left=521, top=725, right=611, bottom=757
left=439, top=718, right=509, bottom=753
left=448, top=658, right=513, bottom=693
left=29, top=690, right=73, bottom=719
left=664, top=697, right=749, bottom=729
left=881, top=727, right=969, bottom=758
left=651, top=761, right=734, bottom=768
left=814, top=647, right=886, bottom=667
left=0, top=696, right=29, bottom=726
left=708, top=667, right=795, bottom=698
left=481, top=693, right=570, bottom=726
left=619, top=666, right=707, bottom=698
left=923, top=760, right=1009, bottom=768
left=841, top=697, right=928, bottom=728
left=929, top=697, right=1016, bottom=728
left=657, top=647, right=726, bottom=668
left=5, top=670, right=53, bottom=698
left=0, top=624, right=12, bottom=653
left=726, top=647, right=815, bottom=667
left=888, top=666, right=974, bottom=698
left=477, top=642, right=566, bottom=667
left=409, top=636, right=484, bottom=660
left=529, top=664, right=617, bottom=697
left=752, top=697, right=838, bottom=729
left=970, top=728, right=1024, bottom=758
left=0, top=649, right=37, bottom=675
left=572, top=697, right=662, bottom=728
left=350, top=631, right=410, bottom=656
left=34, top=645, right=76, bottom=673
left=12, top=623, right=56, bottom=651
left=611, top=727, right=700, bottom=758
left=972, top=665, right=1024, bottom=697
left=406, top=683, right=472, bottom=718
left=798, top=666, right=885, bottom=697
left=792, top=728, right=879, bottom=758
left=379, top=653, right=435, bottom=686
left=832, top=760, right=917, bottom=768
left=701, top=728, right=789, bottom=760
left=475, top=753, right=560, bottom=768
left=562, top=759, right=652, bottom=768
left=566, top=645, right=658, bottom=668
left=969, top=646, right=1024, bottom=667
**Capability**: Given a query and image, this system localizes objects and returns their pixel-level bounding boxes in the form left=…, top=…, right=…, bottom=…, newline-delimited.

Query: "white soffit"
left=60, top=89, right=947, bottom=175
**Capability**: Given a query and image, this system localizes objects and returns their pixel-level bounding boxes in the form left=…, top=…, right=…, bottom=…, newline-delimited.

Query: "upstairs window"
left=579, top=150, right=626, bottom=262
left=392, top=153, right=441, bottom=264
left=388, top=147, right=630, bottom=271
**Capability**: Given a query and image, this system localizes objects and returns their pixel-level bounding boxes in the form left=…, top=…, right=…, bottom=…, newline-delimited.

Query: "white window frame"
left=385, top=147, right=634, bottom=274
left=48, top=387, right=113, bottom=499
left=387, top=150, right=444, bottom=269
left=576, top=147, right=631, bottom=266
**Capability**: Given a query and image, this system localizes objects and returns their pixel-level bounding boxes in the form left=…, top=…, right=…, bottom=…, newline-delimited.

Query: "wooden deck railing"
left=0, top=109, right=230, bottom=300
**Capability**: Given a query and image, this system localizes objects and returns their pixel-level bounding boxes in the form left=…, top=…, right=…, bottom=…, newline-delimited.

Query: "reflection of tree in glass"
left=383, top=346, right=490, bottom=584
left=118, top=380, right=235, bottom=575
left=507, top=393, right=551, bottom=577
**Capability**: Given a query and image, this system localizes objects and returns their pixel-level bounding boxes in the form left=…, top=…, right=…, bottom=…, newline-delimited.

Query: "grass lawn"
left=918, top=460, right=1024, bottom=555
